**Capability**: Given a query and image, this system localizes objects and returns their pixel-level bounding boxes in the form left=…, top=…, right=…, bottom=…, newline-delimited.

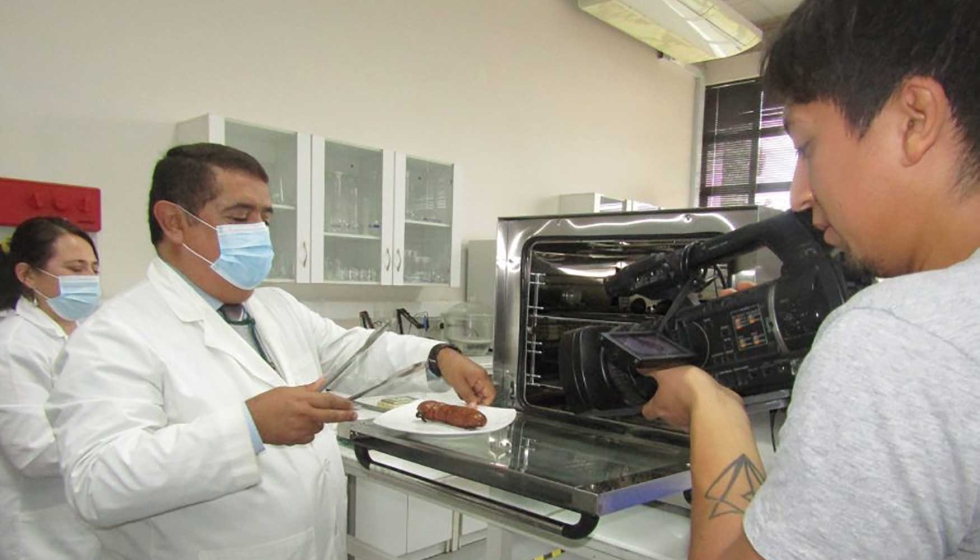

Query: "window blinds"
left=700, top=79, right=796, bottom=209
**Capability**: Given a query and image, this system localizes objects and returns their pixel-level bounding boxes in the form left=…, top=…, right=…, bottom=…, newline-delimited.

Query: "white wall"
left=0, top=0, right=697, bottom=319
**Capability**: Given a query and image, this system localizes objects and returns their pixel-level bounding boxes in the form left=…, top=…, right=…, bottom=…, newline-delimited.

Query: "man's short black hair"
left=763, top=0, right=980, bottom=181
left=148, top=143, right=269, bottom=245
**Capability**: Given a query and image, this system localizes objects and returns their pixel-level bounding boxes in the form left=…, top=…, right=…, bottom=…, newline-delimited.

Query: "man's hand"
left=642, top=280, right=750, bottom=428
left=639, top=365, right=741, bottom=429
left=638, top=281, right=750, bottom=427
left=436, top=349, right=496, bottom=406
left=245, top=379, right=357, bottom=445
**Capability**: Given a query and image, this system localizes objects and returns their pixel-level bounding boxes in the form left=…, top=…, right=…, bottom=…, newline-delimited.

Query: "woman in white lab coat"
left=0, top=217, right=102, bottom=560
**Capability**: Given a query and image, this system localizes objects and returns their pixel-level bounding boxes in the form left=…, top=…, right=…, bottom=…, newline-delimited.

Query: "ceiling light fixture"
left=579, top=0, right=762, bottom=64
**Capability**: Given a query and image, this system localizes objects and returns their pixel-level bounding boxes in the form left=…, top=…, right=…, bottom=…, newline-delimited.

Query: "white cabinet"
left=624, top=200, right=661, bottom=211
left=176, top=115, right=461, bottom=287
left=310, top=138, right=392, bottom=284
left=176, top=115, right=312, bottom=283
left=393, top=153, right=461, bottom=287
left=557, top=192, right=660, bottom=214
left=352, top=477, right=481, bottom=558
left=406, top=496, right=453, bottom=552
left=311, top=145, right=461, bottom=287
left=557, top=192, right=626, bottom=214
left=353, top=478, right=409, bottom=557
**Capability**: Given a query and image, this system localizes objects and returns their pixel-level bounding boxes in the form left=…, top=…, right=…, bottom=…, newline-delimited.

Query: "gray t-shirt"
left=744, top=249, right=980, bottom=559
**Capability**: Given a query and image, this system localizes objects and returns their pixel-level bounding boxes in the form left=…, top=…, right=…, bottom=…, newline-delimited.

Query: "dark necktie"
left=218, top=304, right=277, bottom=372
left=219, top=304, right=247, bottom=323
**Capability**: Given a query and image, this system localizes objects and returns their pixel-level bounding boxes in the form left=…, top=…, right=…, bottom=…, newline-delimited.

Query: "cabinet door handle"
left=395, top=249, right=402, bottom=272
left=384, top=248, right=391, bottom=271
left=301, top=241, right=308, bottom=268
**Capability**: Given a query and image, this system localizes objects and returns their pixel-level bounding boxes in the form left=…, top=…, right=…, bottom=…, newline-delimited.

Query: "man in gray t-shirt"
left=636, top=1, right=980, bottom=558
left=744, top=252, right=980, bottom=558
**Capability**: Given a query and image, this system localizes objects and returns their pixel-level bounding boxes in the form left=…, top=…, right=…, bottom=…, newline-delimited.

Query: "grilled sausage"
left=416, top=400, right=487, bottom=429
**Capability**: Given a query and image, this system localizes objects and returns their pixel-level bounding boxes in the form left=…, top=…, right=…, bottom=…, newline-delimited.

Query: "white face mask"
left=177, top=206, right=275, bottom=290
left=34, top=269, right=101, bottom=321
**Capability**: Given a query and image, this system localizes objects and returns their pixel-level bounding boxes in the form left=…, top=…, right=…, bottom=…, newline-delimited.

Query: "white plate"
left=373, top=399, right=516, bottom=436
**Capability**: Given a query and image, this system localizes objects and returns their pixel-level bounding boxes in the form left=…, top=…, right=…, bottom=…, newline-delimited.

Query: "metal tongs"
left=320, top=323, right=391, bottom=391
left=346, top=360, right=427, bottom=401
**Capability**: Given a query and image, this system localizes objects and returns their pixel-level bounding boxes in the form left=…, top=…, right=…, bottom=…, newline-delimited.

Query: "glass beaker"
left=444, top=301, right=494, bottom=355
left=346, top=174, right=359, bottom=233
left=407, top=173, right=419, bottom=221
left=423, top=164, right=434, bottom=222
left=330, top=171, right=348, bottom=231
left=366, top=196, right=382, bottom=237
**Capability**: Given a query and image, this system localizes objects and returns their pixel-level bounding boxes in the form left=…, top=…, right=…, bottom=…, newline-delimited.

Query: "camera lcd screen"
left=601, top=331, right=696, bottom=370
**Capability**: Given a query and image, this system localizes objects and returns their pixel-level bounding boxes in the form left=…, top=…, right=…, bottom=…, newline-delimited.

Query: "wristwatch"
left=427, top=343, right=461, bottom=378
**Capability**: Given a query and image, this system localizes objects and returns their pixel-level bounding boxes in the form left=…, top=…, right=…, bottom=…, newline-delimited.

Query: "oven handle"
left=354, top=444, right=600, bottom=540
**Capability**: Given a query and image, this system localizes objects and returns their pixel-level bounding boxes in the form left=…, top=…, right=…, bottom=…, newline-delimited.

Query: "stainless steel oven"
left=350, top=206, right=784, bottom=539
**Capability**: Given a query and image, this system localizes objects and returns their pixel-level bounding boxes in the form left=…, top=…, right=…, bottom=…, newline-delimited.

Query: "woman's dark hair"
left=148, top=143, right=269, bottom=246
left=0, top=217, right=99, bottom=310
left=763, top=0, right=980, bottom=183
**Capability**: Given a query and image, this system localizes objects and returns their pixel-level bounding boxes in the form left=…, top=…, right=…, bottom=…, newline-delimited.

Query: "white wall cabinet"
left=176, top=115, right=461, bottom=287
left=176, top=115, right=312, bottom=283
left=311, top=138, right=393, bottom=284
left=393, top=153, right=461, bottom=287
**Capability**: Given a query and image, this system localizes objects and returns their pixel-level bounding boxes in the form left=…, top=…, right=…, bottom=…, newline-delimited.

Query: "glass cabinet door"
left=311, top=138, right=391, bottom=284
left=394, top=154, right=460, bottom=286
left=177, top=116, right=461, bottom=288
left=177, top=115, right=312, bottom=284
left=224, top=122, right=310, bottom=283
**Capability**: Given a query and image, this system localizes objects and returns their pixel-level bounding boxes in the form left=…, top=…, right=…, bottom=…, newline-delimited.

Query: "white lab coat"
left=0, top=299, right=101, bottom=560
left=46, top=258, right=438, bottom=560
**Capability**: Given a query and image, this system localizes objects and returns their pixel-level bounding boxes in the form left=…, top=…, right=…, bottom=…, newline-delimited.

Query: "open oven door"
left=351, top=207, right=805, bottom=541
left=349, top=410, right=691, bottom=540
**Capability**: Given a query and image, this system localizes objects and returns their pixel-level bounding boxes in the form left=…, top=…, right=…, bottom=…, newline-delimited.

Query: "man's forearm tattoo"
left=704, top=454, right=766, bottom=519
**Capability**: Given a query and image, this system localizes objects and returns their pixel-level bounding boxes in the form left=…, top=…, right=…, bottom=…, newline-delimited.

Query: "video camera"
left=558, top=210, right=869, bottom=413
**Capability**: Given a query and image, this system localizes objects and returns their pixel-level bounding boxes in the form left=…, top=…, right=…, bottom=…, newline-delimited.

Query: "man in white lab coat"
left=46, top=143, right=495, bottom=560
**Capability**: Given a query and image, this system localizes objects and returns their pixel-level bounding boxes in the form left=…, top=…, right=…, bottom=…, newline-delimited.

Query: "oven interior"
left=517, top=233, right=753, bottom=426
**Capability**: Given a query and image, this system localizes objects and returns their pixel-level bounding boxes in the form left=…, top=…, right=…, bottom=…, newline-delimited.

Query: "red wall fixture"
left=0, top=177, right=101, bottom=232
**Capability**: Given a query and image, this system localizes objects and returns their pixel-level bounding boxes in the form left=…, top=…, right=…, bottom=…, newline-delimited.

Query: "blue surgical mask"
left=178, top=207, right=275, bottom=290
left=35, top=270, right=102, bottom=321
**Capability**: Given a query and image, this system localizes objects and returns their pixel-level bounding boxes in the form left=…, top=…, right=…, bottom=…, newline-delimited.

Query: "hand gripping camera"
left=558, top=210, right=869, bottom=413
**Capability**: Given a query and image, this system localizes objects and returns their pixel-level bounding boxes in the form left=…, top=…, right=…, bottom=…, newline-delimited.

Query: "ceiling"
left=725, top=0, right=804, bottom=27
